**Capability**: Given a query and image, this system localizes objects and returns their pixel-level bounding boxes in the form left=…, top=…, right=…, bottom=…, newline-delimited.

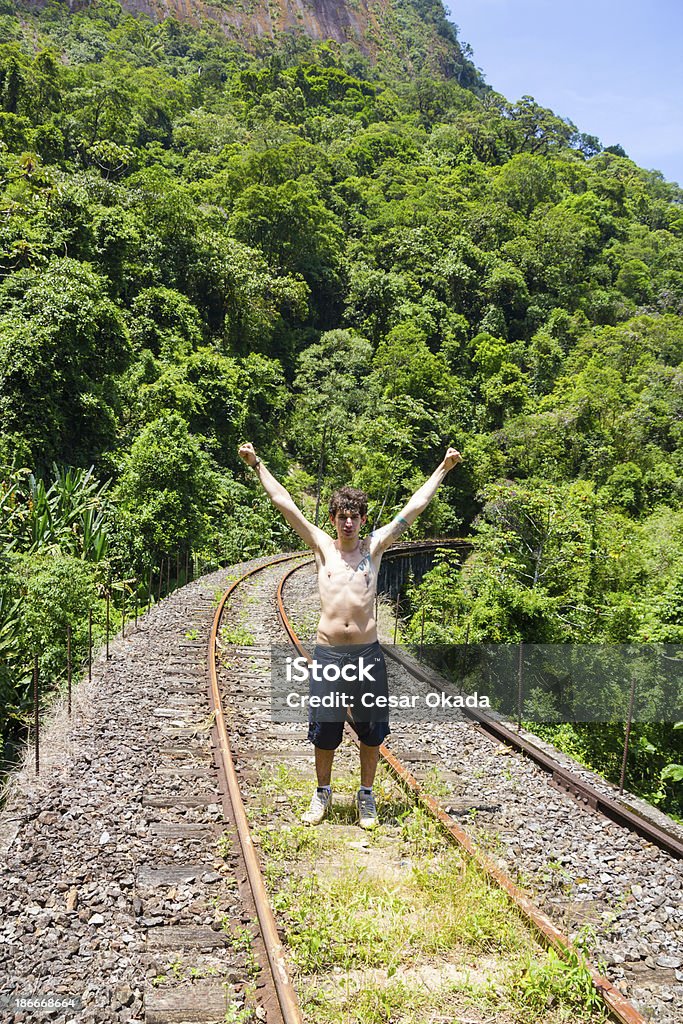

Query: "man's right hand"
left=237, top=441, right=326, bottom=552
left=238, top=442, right=258, bottom=467
left=443, top=447, right=463, bottom=471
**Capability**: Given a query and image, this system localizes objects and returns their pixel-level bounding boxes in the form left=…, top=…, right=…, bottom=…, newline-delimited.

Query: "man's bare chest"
left=317, top=543, right=377, bottom=592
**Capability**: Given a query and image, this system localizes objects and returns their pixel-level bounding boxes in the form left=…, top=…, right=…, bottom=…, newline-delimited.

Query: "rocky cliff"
left=91, top=0, right=470, bottom=79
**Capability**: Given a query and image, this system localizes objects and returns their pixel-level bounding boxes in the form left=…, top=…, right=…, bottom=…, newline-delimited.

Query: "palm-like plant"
left=0, top=469, right=27, bottom=551
left=18, top=465, right=111, bottom=561
left=1, top=465, right=110, bottom=756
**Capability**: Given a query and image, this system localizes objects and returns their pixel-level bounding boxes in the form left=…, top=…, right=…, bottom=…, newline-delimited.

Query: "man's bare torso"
left=315, top=536, right=382, bottom=645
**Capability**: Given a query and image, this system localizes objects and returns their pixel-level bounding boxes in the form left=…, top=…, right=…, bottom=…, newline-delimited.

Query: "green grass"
left=237, top=760, right=608, bottom=1024
left=268, top=819, right=532, bottom=975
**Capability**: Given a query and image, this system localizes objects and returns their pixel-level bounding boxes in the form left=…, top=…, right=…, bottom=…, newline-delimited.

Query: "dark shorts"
left=307, top=641, right=391, bottom=750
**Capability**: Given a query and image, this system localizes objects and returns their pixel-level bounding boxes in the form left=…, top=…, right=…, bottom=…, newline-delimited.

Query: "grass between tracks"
left=223, top=757, right=608, bottom=1024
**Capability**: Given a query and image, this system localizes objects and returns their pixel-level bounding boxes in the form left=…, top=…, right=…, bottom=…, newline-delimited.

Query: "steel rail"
left=208, top=552, right=308, bottom=1024
left=276, top=552, right=648, bottom=1024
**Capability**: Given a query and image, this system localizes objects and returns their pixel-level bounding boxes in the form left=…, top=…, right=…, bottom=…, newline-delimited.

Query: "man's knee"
left=308, top=721, right=345, bottom=749
left=353, top=721, right=390, bottom=747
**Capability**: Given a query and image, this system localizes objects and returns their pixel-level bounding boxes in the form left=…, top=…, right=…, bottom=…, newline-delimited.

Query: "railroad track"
left=201, top=545, right=681, bottom=1023
left=0, top=545, right=680, bottom=1024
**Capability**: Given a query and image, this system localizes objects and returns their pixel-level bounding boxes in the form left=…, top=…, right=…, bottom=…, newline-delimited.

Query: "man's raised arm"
left=372, top=447, right=462, bottom=553
left=237, top=443, right=328, bottom=552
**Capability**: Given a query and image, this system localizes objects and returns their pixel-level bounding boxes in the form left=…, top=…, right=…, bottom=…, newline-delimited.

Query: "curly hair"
left=328, top=486, right=368, bottom=519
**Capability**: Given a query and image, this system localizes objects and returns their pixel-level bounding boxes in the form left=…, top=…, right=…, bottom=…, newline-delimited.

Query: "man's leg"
left=359, top=741, right=379, bottom=788
left=315, top=745, right=336, bottom=786
left=301, top=727, right=341, bottom=825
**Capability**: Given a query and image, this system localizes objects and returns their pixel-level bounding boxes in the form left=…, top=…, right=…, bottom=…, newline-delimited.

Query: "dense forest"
left=0, top=0, right=681, bottom=812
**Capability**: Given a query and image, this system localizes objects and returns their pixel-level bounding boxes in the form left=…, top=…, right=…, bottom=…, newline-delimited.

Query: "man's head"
left=329, top=486, right=368, bottom=542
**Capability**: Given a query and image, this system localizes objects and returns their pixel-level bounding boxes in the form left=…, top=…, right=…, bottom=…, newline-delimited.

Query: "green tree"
left=114, top=413, right=216, bottom=563
left=135, top=349, right=248, bottom=466
left=290, top=329, right=373, bottom=516
left=128, top=287, right=204, bottom=361
left=415, top=480, right=605, bottom=643
left=230, top=179, right=344, bottom=312
left=0, top=258, right=130, bottom=469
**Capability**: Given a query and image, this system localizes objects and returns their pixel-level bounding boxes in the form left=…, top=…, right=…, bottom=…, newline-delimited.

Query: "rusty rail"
left=208, top=553, right=308, bottom=1024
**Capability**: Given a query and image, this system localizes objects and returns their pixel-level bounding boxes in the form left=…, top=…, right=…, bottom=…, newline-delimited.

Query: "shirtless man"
left=237, top=442, right=462, bottom=827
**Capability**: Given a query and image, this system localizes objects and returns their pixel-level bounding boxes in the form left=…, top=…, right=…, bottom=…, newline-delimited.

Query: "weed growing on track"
left=222, top=993, right=256, bottom=1023
left=418, top=765, right=452, bottom=802
left=267, top=825, right=531, bottom=975
left=518, top=946, right=606, bottom=1016
left=213, top=583, right=237, bottom=608
left=222, top=924, right=260, bottom=981
left=219, top=623, right=255, bottom=645
left=257, top=823, right=317, bottom=862
left=151, top=955, right=220, bottom=987
left=541, top=858, right=575, bottom=895
left=237, top=757, right=608, bottom=1023
left=287, top=610, right=319, bottom=645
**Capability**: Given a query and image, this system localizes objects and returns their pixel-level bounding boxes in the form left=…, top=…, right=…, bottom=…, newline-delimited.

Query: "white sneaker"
left=301, top=787, right=332, bottom=825
left=356, top=789, right=378, bottom=829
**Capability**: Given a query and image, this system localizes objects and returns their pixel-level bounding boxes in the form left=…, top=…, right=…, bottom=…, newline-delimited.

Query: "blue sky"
left=445, top=1, right=683, bottom=185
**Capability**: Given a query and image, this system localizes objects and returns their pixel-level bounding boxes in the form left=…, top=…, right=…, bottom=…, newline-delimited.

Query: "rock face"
left=67, top=0, right=467, bottom=77
left=136, top=0, right=370, bottom=46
